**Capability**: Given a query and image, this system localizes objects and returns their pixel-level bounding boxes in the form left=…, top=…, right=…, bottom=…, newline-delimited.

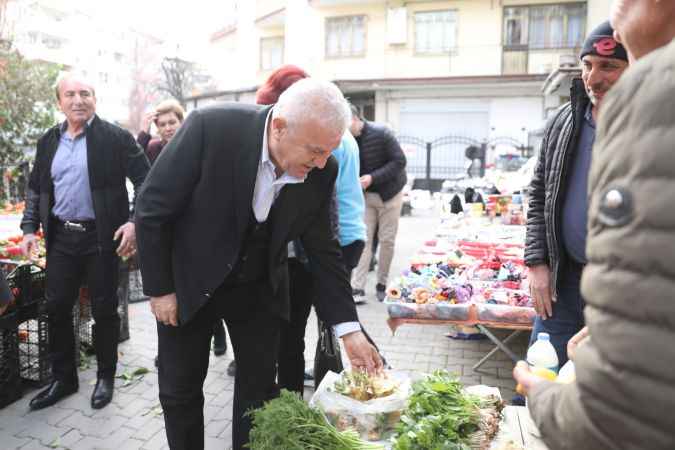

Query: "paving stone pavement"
left=0, top=208, right=529, bottom=449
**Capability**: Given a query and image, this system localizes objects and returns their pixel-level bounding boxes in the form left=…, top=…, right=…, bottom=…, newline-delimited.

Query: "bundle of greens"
left=247, top=389, right=385, bottom=450
left=391, top=371, right=500, bottom=450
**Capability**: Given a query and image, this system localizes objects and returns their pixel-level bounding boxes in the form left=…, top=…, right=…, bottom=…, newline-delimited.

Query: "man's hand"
left=114, top=222, right=136, bottom=258
left=21, top=233, right=39, bottom=260
left=359, top=174, right=373, bottom=190
left=342, top=331, right=383, bottom=375
left=141, top=112, right=157, bottom=134
left=528, top=264, right=555, bottom=319
left=513, top=361, right=548, bottom=397
left=567, top=326, right=589, bottom=361
left=151, top=293, right=178, bottom=326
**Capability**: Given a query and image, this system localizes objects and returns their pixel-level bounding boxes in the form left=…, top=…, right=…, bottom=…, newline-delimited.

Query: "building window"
left=414, top=10, right=457, bottom=54
left=504, top=3, right=586, bottom=50
left=325, top=15, right=366, bottom=58
left=260, top=36, right=284, bottom=71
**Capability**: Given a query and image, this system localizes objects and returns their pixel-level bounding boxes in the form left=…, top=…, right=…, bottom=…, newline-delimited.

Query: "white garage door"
left=398, top=99, right=489, bottom=178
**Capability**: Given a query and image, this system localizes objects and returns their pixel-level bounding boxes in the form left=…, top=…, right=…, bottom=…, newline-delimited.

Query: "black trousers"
left=157, top=283, right=281, bottom=450
left=46, top=225, right=120, bottom=381
left=277, top=240, right=366, bottom=396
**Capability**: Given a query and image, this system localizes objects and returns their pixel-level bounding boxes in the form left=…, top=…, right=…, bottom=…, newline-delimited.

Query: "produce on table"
left=391, top=371, right=504, bottom=450
left=0, top=231, right=46, bottom=267
left=333, top=370, right=400, bottom=402
left=248, top=389, right=385, bottom=450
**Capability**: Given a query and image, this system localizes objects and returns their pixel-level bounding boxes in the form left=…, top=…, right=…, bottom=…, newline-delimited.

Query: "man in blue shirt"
left=20, top=74, right=149, bottom=411
left=524, top=21, right=629, bottom=366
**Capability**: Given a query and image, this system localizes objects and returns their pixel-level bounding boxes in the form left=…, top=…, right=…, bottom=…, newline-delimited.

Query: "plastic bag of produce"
left=309, top=370, right=412, bottom=443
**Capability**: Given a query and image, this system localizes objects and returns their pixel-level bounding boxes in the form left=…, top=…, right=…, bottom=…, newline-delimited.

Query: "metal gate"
left=397, top=134, right=532, bottom=192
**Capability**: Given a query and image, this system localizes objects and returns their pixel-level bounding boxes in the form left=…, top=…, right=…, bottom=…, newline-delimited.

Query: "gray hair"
left=273, top=78, right=351, bottom=137
left=55, top=72, right=96, bottom=101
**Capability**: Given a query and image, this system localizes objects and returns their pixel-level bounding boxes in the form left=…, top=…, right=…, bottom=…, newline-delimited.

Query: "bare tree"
left=128, top=34, right=161, bottom=134
left=157, top=56, right=195, bottom=107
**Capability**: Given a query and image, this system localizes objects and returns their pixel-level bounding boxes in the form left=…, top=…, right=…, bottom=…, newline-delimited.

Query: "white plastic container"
left=526, top=332, right=559, bottom=373
left=557, top=360, right=576, bottom=383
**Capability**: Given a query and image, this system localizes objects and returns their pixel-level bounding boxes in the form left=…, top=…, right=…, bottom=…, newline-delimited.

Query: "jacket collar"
left=59, top=114, right=97, bottom=137
left=234, top=104, right=274, bottom=238
left=570, top=78, right=591, bottom=120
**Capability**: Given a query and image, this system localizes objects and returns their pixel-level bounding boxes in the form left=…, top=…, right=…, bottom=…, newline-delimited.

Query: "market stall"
left=247, top=369, right=548, bottom=450
left=384, top=205, right=535, bottom=370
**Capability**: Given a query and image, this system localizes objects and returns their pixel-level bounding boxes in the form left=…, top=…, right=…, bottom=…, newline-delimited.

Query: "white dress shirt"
left=253, top=110, right=360, bottom=339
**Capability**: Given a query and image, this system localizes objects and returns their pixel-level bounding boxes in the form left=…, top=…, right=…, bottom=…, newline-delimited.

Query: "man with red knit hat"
left=524, top=20, right=628, bottom=367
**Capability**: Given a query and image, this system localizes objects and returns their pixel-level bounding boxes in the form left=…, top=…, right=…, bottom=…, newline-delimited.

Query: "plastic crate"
left=0, top=311, right=22, bottom=408
left=128, top=269, right=148, bottom=303
left=75, top=288, right=94, bottom=353
left=117, top=263, right=130, bottom=342
left=7, top=264, right=47, bottom=322
left=18, top=301, right=82, bottom=387
left=76, top=260, right=131, bottom=348
left=18, top=308, right=51, bottom=386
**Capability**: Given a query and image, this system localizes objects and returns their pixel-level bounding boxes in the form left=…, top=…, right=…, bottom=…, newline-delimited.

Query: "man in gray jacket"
left=515, top=1, right=675, bottom=448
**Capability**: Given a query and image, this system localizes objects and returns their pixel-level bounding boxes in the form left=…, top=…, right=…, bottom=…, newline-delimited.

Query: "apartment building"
left=3, top=0, right=164, bottom=126
left=201, top=0, right=609, bottom=138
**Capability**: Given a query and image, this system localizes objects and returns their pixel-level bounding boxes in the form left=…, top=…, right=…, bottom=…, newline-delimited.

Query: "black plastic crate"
left=18, top=301, right=82, bottom=387
left=0, top=311, right=22, bottom=409
left=117, top=264, right=130, bottom=342
left=125, top=256, right=148, bottom=304
left=76, top=260, right=131, bottom=349
left=17, top=309, right=51, bottom=386
left=7, top=264, right=47, bottom=322
left=75, top=289, right=94, bottom=353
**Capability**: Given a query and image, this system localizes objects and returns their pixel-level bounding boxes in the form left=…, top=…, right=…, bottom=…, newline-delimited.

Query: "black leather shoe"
left=29, top=380, right=78, bottom=410
left=213, top=330, right=227, bottom=357
left=91, top=377, right=114, bottom=409
left=227, top=360, right=237, bottom=377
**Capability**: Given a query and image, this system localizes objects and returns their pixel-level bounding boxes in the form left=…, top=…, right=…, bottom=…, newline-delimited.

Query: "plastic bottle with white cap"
left=526, top=332, right=559, bottom=373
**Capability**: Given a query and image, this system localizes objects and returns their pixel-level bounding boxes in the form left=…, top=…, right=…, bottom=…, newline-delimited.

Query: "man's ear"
left=271, top=116, right=288, bottom=140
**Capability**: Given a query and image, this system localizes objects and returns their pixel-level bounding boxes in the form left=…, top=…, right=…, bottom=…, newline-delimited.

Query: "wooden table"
left=492, top=406, right=549, bottom=449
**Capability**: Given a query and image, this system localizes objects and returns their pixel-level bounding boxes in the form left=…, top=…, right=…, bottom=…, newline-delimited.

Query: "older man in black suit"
left=135, top=79, right=382, bottom=450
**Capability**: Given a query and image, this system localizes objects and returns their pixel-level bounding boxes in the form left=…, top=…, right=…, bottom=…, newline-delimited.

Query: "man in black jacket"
left=20, top=74, right=150, bottom=410
left=349, top=108, right=407, bottom=303
left=525, top=21, right=628, bottom=366
left=135, top=79, right=382, bottom=450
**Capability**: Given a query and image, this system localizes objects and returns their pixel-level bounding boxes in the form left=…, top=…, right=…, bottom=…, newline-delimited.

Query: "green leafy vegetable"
left=392, top=371, right=485, bottom=450
left=247, top=389, right=385, bottom=450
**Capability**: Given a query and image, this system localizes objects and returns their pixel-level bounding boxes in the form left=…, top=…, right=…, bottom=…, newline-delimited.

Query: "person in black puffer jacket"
left=525, top=21, right=628, bottom=366
left=349, top=107, right=407, bottom=303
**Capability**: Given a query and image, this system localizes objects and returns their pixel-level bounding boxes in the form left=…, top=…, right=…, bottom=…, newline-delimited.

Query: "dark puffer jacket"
left=356, top=121, right=407, bottom=202
left=524, top=79, right=590, bottom=292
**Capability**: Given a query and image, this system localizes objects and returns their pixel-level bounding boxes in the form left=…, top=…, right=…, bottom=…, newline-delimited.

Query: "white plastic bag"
left=309, top=370, right=411, bottom=442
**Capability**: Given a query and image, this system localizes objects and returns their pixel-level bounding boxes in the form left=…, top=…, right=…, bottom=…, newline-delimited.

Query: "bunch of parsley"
left=247, top=389, right=385, bottom=450
left=391, top=371, right=482, bottom=450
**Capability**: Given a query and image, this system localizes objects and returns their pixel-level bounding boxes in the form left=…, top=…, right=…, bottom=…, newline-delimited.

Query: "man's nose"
left=586, top=68, right=604, bottom=88
left=314, top=155, right=330, bottom=169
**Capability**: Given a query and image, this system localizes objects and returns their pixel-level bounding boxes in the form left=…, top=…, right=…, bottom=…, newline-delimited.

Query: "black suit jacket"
left=135, top=103, right=358, bottom=326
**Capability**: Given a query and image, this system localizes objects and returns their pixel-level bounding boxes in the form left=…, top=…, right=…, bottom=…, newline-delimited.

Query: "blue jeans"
left=529, top=262, right=585, bottom=368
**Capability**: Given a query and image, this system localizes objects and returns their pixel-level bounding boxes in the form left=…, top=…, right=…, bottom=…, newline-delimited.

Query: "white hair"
left=273, top=78, right=351, bottom=137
